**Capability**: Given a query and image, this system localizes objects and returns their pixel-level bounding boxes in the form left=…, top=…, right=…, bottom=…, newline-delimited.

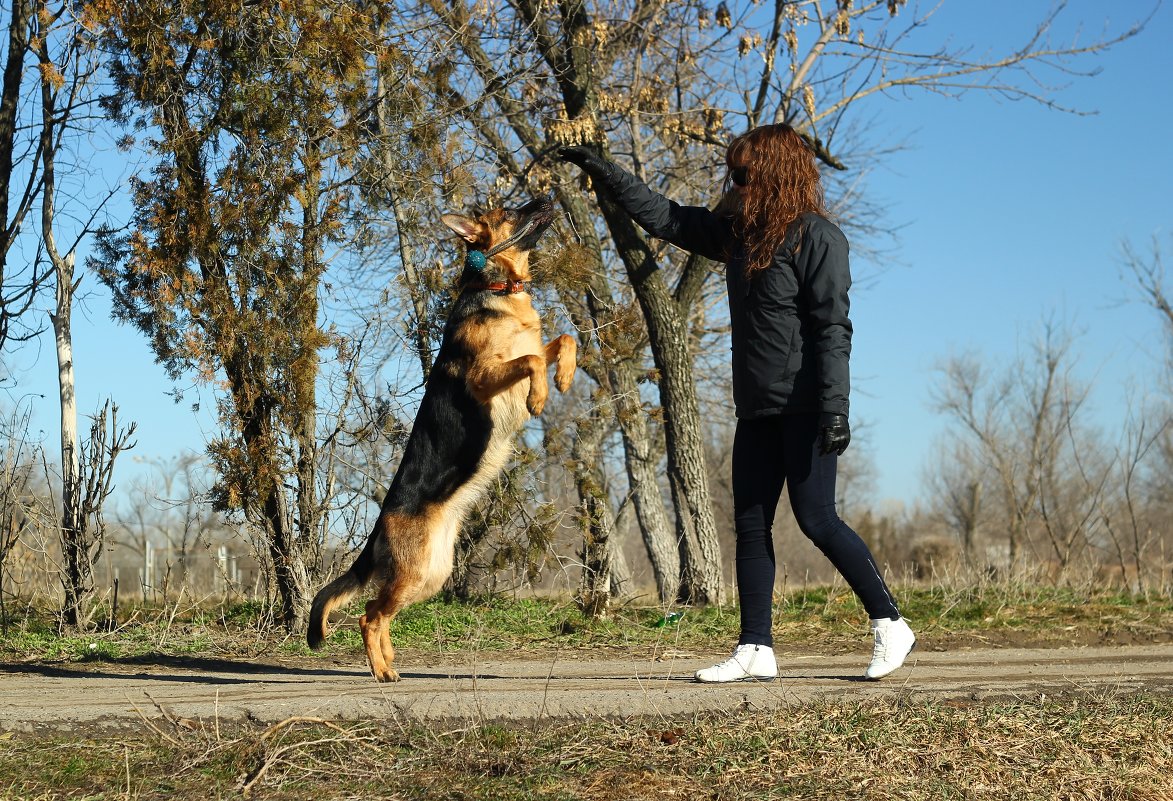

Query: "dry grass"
left=1, top=693, right=1170, bottom=800
left=2, top=583, right=1170, bottom=799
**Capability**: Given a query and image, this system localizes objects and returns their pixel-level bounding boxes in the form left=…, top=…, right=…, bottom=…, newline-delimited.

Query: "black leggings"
left=733, top=413, right=900, bottom=647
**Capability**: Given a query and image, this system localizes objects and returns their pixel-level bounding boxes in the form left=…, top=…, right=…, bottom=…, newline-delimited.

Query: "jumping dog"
left=307, top=195, right=576, bottom=682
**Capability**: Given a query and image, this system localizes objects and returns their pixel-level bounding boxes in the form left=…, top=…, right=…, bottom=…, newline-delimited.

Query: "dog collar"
left=466, top=279, right=528, bottom=295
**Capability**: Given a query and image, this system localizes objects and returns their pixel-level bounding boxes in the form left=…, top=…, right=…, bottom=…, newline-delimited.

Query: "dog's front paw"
left=554, top=334, right=577, bottom=393
left=527, top=387, right=548, bottom=416
left=555, top=362, right=576, bottom=393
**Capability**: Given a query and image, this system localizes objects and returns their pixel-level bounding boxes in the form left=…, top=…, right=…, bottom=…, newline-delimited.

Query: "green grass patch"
left=2, top=584, right=1170, bottom=666
left=1, top=693, right=1170, bottom=799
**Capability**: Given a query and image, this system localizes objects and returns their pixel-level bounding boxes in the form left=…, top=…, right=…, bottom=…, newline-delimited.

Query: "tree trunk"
left=40, top=40, right=88, bottom=626
left=53, top=253, right=87, bottom=628
left=573, top=394, right=620, bottom=618
left=290, top=144, right=324, bottom=631
left=591, top=192, right=724, bottom=605
left=609, top=364, right=680, bottom=600
left=0, top=0, right=31, bottom=350
left=377, top=65, right=434, bottom=381
left=609, top=540, right=632, bottom=598
left=962, top=481, right=981, bottom=564
left=553, top=0, right=722, bottom=603
left=550, top=0, right=722, bottom=605
left=265, top=487, right=312, bottom=631
left=555, top=191, right=681, bottom=602
left=224, top=350, right=314, bottom=630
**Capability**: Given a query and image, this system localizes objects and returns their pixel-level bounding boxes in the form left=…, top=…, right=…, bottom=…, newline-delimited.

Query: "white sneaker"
left=865, top=617, right=916, bottom=680
left=695, top=644, right=778, bottom=683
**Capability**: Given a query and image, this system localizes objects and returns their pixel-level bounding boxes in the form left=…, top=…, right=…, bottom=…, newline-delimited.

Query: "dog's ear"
left=440, top=213, right=483, bottom=244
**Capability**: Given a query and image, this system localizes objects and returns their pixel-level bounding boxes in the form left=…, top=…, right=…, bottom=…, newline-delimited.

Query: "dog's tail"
left=307, top=525, right=382, bottom=650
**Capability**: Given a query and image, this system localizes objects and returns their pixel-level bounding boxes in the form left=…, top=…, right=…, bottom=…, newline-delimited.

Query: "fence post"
left=140, top=541, right=154, bottom=599
left=217, top=545, right=228, bottom=597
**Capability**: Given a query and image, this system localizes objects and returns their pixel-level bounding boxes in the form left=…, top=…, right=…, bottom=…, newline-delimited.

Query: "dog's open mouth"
left=510, top=196, right=555, bottom=251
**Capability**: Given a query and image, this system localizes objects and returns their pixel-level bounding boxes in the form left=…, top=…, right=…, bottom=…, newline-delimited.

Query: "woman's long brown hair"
left=724, top=123, right=829, bottom=276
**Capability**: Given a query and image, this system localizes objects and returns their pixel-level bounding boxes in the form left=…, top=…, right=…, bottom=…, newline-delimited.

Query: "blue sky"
left=4, top=0, right=1170, bottom=512
left=844, top=0, right=1171, bottom=505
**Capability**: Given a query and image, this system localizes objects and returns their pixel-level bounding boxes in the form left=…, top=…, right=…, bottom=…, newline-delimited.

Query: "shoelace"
left=871, top=627, right=889, bottom=660
left=715, top=647, right=755, bottom=671
left=716, top=653, right=746, bottom=671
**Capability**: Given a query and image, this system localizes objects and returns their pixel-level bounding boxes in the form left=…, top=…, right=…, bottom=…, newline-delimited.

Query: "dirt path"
left=2, top=644, right=1170, bottom=733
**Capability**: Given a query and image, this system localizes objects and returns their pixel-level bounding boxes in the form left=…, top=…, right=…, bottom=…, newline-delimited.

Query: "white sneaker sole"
left=694, top=674, right=778, bottom=684
left=864, top=638, right=917, bottom=681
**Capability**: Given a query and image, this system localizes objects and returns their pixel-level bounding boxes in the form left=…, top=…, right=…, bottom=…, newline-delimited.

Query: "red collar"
left=467, top=279, right=528, bottom=295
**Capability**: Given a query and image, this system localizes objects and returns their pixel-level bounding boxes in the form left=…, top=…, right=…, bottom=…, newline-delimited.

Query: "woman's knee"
left=734, top=505, right=773, bottom=538
left=793, top=506, right=843, bottom=547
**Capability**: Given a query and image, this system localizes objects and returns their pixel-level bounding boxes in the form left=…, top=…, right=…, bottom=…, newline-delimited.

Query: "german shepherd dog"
left=307, top=195, right=575, bottom=682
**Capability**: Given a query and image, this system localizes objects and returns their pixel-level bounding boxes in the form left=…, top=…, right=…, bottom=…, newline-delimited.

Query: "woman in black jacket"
left=560, top=124, right=916, bottom=682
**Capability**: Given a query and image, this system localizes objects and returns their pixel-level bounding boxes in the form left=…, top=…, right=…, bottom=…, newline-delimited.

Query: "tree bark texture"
left=573, top=394, right=619, bottom=618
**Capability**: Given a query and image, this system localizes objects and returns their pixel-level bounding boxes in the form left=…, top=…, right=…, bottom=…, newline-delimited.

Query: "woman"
left=560, top=124, right=916, bottom=682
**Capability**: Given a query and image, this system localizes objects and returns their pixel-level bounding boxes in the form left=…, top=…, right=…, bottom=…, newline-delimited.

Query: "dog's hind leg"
left=359, top=573, right=421, bottom=683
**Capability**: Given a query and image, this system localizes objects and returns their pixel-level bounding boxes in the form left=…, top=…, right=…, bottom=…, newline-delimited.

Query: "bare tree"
left=924, top=439, right=991, bottom=567
left=1091, top=400, right=1169, bottom=592
left=0, top=404, right=37, bottom=631
left=113, top=454, right=233, bottom=600
left=0, top=0, right=51, bottom=358
left=55, top=401, right=136, bottom=630
left=932, top=321, right=1111, bottom=577
left=27, top=0, right=135, bottom=630
left=926, top=236, right=1173, bottom=588
left=1112, top=235, right=1173, bottom=590
left=1122, top=235, right=1172, bottom=371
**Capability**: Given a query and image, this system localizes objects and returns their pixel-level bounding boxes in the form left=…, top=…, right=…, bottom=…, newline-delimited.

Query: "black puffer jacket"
left=594, top=161, right=852, bottom=419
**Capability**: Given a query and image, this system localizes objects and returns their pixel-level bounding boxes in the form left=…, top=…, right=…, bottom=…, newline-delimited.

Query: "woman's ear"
left=440, top=213, right=483, bottom=243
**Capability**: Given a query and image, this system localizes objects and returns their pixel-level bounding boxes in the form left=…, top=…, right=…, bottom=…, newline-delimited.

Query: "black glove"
left=818, top=413, right=851, bottom=456
left=558, top=145, right=611, bottom=177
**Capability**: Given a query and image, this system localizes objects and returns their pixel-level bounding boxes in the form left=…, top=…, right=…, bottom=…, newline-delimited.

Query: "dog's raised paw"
left=555, top=366, right=575, bottom=393
left=375, top=668, right=401, bottom=683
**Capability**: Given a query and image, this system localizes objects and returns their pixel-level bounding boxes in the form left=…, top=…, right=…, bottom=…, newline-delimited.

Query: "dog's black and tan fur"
left=307, top=196, right=575, bottom=682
